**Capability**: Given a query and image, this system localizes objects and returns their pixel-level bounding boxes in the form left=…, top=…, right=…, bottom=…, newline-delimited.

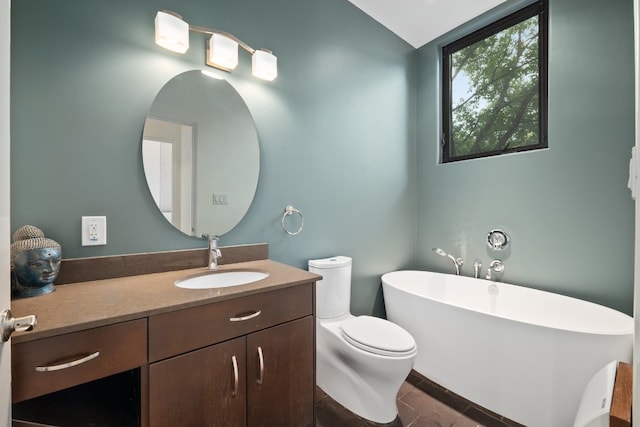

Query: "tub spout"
left=432, top=248, right=464, bottom=275
left=485, top=260, right=504, bottom=281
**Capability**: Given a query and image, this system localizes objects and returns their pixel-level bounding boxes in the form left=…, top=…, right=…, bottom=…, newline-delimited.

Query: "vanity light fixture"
left=208, top=33, right=238, bottom=71
left=252, top=49, right=278, bottom=81
left=155, top=10, right=278, bottom=81
left=155, top=11, right=189, bottom=54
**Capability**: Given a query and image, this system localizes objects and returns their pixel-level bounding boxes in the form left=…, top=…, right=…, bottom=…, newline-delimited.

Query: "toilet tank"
left=308, top=256, right=352, bottom=319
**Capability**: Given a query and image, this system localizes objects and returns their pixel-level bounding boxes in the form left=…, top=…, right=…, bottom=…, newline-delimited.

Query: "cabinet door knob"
left=231, top=355, right=239, bottom=397
left=229, top=310, right=261, bottom=322
left=256, top=346, right=264, bottom=386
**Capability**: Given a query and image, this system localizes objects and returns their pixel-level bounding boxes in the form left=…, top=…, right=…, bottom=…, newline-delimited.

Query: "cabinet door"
left=246, top=316, right=314, bottom=427
left=149, top=337, right=246, bottom=427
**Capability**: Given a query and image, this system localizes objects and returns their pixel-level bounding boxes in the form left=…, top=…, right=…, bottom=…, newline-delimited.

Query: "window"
left=442, top=1, right=548, bottom=163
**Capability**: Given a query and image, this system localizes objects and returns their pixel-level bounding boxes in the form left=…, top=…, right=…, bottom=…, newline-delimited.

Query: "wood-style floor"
left=315, top=371, right=524, bottom=427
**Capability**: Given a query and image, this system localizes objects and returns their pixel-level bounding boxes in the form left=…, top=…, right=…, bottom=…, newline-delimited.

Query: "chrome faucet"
left=432, top=248, right=464, bottom=275
left=208, top=235, right=222, bottom=270
left=473, top=259, right=482, bottom=279
left=485, top=259, right=504, bottom=281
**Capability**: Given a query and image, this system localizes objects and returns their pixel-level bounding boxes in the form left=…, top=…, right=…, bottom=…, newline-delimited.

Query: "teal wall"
left=11, top=0, right=636, bottom=316
left=417, top=0, right=635, bottom=314
left=10, top=0, right=417, bottom=316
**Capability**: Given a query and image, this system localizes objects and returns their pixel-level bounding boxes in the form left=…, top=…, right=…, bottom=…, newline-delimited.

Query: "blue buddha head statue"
left=10, top=225, right=61, bottom=299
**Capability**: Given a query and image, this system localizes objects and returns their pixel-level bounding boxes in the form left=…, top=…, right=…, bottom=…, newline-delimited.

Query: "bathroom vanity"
left=9, top=245, right=319, bottom=427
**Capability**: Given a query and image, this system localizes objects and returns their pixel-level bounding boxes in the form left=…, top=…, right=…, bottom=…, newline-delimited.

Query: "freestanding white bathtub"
left=381, top=270, right=633, bottom=427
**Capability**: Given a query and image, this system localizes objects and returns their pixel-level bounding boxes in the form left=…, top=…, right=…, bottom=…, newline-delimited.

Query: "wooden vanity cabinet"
left=148, top=284, right=315, bottom=427
left=10, top=275, right=316, bottom=427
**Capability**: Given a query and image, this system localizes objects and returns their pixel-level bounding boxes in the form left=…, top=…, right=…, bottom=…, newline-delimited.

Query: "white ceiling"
left=348, top=0, right=509, bottom=48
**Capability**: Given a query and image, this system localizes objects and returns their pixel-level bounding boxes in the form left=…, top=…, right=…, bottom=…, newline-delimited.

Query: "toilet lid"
left=341, top=316, right=416, bottom=357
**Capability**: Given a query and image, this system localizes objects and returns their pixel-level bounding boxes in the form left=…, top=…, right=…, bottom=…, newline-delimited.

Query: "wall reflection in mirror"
left=142, top=70, right=260, bottom=237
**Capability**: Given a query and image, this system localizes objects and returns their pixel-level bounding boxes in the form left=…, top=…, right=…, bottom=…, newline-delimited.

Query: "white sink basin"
left=175, top=270, right=269, bottom=289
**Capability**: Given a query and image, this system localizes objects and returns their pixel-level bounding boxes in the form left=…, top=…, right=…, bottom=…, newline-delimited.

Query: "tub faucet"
left=485, top=260, right=504, bottom=281
left=473, top=259, right=482, bottom=279
left=432, top=248, right=464, bottom=275
left=208, top=235, right=222, bottom=270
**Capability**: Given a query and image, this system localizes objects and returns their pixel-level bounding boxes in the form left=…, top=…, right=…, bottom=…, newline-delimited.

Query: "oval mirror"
left=142, top=70, right=259, bottom=237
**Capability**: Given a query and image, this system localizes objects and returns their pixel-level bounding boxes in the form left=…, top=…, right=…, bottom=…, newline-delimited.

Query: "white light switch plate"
left=82, top=216, right=107, bottom=246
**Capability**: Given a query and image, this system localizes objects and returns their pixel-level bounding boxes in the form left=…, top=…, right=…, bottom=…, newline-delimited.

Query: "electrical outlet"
left=88, top=222, right=99, bottom=241
left=82, top=216, right=107, bottom=246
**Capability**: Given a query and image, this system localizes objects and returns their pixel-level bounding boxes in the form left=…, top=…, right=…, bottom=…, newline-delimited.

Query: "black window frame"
left=441, top=1, right=548, bottom=163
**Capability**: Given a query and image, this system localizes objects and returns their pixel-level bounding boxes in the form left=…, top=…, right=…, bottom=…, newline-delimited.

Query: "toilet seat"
left=341, top=316, right=416, bottom=357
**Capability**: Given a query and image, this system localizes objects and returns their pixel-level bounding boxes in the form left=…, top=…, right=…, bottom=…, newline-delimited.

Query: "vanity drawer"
left=149, top=283, right=313, bottom=362
left=12, top=318, right=147, bottom=403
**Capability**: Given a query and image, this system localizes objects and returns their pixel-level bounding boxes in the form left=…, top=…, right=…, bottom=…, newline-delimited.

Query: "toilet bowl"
left=573, top=360, right=618, bottom=427
left=309, top=256, right=417, bottom=424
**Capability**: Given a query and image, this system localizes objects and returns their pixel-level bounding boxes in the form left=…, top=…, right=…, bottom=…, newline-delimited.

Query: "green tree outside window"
left=442, top=1, right=548, bottom=163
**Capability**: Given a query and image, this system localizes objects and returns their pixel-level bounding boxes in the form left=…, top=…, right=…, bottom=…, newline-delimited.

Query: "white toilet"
left=573, top=360, right=619, bottom=427
left=309, top=256, right=417, bottom=424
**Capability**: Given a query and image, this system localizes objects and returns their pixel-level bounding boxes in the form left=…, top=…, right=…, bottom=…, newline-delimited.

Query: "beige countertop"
left=10, top=259, right=320, bottom=344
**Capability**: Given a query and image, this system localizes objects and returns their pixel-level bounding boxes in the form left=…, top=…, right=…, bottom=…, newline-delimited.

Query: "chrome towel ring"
left=282, top=205, right=304, bottom=235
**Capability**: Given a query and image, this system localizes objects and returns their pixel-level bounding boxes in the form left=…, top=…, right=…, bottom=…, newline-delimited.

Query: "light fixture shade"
left=155, top=11, right=189, bottom=54
left=252, top=49, right=278, bottom=81
left=207, top=34, right=239, bottom=71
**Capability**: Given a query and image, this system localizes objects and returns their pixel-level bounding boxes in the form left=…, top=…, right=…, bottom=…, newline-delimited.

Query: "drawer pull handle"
left=35, top=351, right=100, bottom=372
left=257, top=346, right=264, bottom=386
left=231, top=355, right=239, bottom=397
left=229, top=310, right=261, bottom=322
